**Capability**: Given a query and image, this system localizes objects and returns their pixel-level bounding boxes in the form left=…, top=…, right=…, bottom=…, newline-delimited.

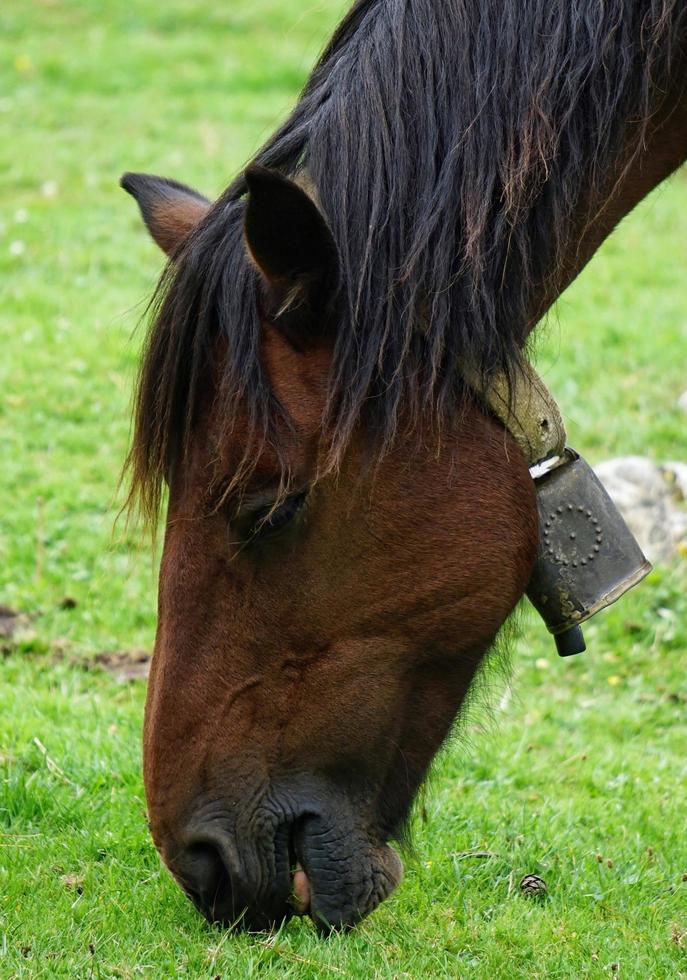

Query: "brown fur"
left=119, top=2, right=687, bottom=934
left=144, top=325, right=537, bottom=929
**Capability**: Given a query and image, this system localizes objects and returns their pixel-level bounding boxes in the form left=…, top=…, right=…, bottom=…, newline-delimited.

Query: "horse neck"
left=532, top=79, right=687, bottom=329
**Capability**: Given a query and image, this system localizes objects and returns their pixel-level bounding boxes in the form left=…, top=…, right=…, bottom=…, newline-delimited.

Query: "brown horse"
left=121, top=0, right=687, bottom=931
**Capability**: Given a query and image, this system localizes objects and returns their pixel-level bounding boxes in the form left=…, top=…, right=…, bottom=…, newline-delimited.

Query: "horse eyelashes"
left=236, top=490, right=309, bottom=544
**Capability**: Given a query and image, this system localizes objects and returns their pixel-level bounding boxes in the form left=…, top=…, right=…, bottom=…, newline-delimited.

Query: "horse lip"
left=287, top=822, right=311, bottom=915
left=290, top=816, right=403, bottom=930
left=290, top=864, right=311, bottom=915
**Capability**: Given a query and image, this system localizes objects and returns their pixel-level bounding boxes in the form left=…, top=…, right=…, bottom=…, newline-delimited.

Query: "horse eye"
left=239, top=490, right=308, bottom=543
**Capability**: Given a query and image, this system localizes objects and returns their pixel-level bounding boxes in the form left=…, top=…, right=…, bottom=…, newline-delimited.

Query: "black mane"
left=129, top=0, right=686, bottom=517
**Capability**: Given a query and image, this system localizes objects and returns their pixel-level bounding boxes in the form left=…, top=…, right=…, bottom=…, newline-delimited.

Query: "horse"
left=121, top=0, right=687, bottom=932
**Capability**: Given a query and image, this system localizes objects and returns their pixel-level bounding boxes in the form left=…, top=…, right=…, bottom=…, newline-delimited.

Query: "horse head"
left=122, top=167, right=537, bottom=929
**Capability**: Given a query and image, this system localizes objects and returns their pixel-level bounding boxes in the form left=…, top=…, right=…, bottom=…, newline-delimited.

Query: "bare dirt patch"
left=92, top=650, right=151, bottom=682
left=0, top=605, right=30, bottom=653
left=1, top=603, right=151, bottom=680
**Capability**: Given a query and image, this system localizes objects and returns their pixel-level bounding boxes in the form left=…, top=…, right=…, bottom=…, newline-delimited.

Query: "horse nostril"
left=182, top=842, right=233, bottom=923
left=174, top=822, right=299, bottom=930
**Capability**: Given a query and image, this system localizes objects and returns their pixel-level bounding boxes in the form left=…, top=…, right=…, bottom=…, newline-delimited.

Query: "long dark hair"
left=128, top=0, right=686, bottom=518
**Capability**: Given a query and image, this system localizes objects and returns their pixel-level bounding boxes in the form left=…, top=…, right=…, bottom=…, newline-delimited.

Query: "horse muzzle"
left=165, top=791, right=403, bottom=932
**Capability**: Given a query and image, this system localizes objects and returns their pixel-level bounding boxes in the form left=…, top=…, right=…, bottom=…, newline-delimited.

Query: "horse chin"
left=293, top=817, right=404, bottom=931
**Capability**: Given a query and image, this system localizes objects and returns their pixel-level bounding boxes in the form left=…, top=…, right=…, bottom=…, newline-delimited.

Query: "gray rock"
left=663, top=460, right=687, bottom=500
left=594, top=456, right=687, bottom=563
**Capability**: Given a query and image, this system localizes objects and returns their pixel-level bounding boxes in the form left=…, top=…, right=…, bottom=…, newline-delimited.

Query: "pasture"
left=1, top=0, right=686, bottom=975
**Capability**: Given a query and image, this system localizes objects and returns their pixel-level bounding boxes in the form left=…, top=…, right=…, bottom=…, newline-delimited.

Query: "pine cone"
left=519, top=873, right=548, bottom=898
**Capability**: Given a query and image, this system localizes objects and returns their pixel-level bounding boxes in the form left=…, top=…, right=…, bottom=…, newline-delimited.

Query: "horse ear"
left=244, top=165, right=340, bottom=341
left=120, top=173, right=211, bottom=256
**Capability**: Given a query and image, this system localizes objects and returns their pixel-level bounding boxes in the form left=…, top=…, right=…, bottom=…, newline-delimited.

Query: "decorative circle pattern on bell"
left=542, top=503, right=603, bottom=567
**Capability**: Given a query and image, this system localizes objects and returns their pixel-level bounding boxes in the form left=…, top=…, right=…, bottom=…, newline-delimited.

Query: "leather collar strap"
left=478, top=361, right=567, bottom=467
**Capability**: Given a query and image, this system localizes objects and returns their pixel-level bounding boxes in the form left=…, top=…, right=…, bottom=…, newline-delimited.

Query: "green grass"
left=1, top=1, right=686, bottom=976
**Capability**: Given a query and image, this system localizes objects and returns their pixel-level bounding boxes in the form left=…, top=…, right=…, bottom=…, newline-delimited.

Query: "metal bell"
left=526, top=449, right=652, bottom=656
